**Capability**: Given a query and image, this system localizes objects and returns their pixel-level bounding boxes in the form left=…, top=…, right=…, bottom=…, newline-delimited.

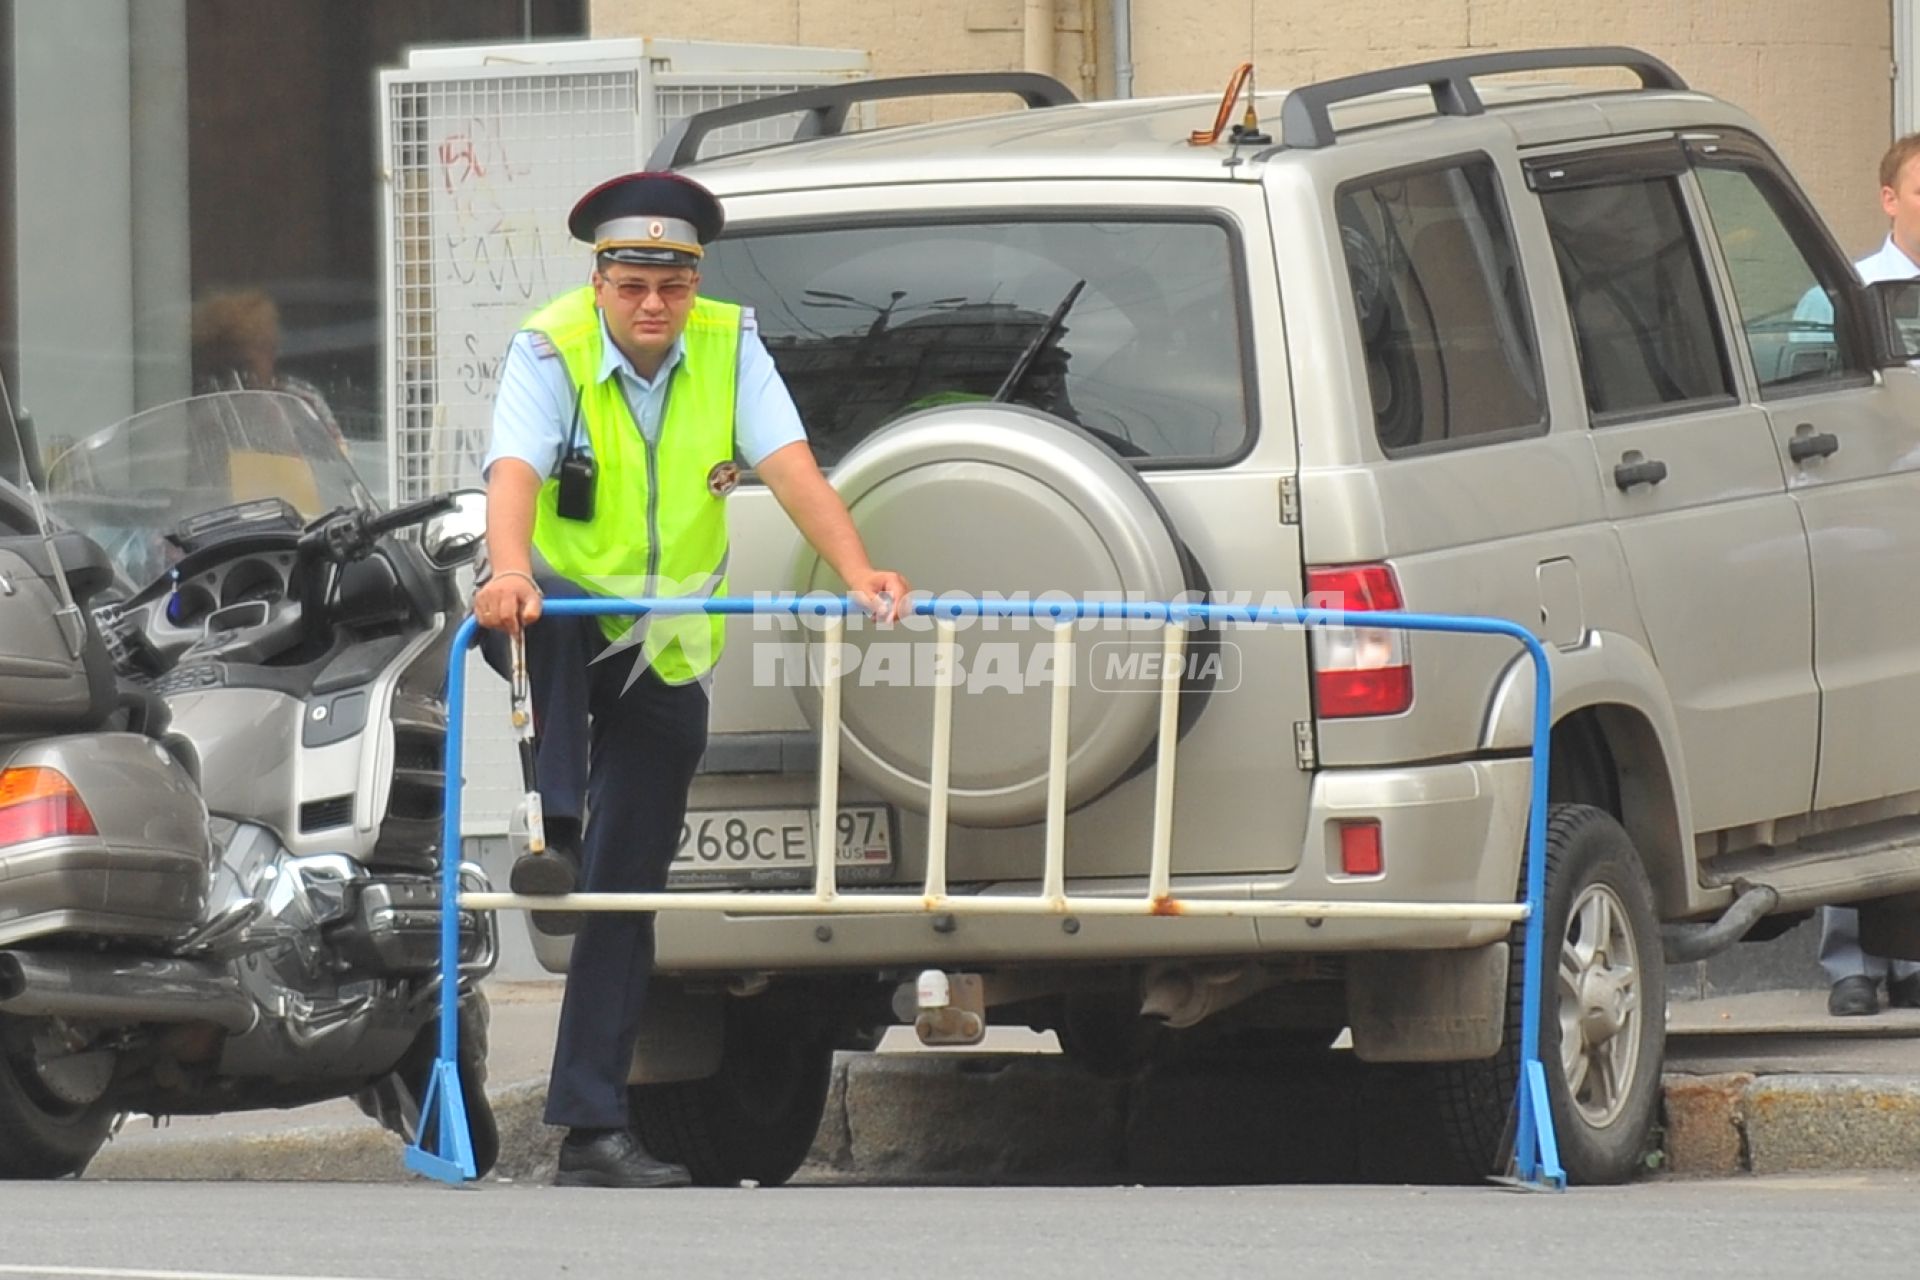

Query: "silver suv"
left=521, top=47, right=1920, bottom=1187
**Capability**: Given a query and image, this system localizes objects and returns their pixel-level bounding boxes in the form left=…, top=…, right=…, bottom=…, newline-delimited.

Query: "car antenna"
left=1231, top=5, right=1272, bottom=156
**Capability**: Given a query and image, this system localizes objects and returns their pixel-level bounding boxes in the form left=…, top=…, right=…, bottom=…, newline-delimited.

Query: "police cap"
left=567, top=171, right=725, bottom=267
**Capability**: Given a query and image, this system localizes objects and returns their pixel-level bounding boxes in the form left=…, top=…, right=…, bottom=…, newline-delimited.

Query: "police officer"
left=472, top=171, right=908, bottom=1187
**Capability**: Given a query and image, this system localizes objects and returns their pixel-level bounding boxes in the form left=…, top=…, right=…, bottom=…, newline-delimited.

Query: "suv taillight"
left=0, top=767, right=98, bottom=845
left=1307, top=564, right=1412, bottom=718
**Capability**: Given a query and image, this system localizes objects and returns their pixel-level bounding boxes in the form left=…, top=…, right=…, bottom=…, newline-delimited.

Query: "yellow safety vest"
left=524, top=287, right=739, bottom=683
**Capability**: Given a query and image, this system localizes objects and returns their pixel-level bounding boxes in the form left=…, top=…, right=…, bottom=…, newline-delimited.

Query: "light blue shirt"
left=482, top=305, right=807, bottom=481
left=1792, top=235, right=1920, bottom=333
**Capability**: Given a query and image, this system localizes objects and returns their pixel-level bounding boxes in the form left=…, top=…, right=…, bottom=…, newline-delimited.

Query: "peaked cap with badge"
left=568, top=171, right=726, bottom=267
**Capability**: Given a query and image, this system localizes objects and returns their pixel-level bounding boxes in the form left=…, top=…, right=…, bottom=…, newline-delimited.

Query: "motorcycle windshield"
left=40, top=390, right=374, bottom=588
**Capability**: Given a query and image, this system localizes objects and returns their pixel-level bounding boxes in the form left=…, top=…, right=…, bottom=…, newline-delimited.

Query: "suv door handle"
left=1788, top=428, right=1840, bottom=463
left=1613, top=457, right=1669, bottom=490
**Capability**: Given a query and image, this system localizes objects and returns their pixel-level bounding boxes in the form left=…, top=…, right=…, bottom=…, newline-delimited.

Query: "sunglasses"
left=601, top=277, right=696, bottom=305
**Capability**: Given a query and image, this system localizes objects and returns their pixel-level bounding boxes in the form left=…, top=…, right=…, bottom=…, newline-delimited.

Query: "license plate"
left=669, top=804, right=894, bottom=886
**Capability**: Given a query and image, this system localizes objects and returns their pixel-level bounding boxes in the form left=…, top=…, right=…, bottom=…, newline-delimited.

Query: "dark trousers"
left=482, top=576, right=709, bottom=1130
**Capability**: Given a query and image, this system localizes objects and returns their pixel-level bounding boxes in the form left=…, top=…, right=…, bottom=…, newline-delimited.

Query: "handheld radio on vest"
left=556, top=386, right=595, bottom=522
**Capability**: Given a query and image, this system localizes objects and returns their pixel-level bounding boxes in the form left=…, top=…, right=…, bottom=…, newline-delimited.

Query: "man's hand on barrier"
left=755, top=444, right=911, bottom=626
left=475, top=570, right=544, bottom=635
left=851, top=570, right=912, bottom=625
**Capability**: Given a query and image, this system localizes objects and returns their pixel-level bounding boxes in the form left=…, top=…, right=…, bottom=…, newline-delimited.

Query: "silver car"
left=521, top=47, right=1920, bottom=1187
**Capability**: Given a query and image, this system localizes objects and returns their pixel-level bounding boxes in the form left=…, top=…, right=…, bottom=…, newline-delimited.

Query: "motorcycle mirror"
left=422, top=488, right=487, bottom=569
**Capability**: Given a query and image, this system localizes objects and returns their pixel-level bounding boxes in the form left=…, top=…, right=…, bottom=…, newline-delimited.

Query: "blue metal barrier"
left=404, top=595, right=1562, bottom=1189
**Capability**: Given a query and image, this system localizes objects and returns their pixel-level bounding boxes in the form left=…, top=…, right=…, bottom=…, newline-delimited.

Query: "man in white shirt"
left=1796, top=133, right=1920, bottom=1015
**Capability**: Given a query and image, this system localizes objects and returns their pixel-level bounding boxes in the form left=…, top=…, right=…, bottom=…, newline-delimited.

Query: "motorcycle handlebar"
left=298, top=493, right=457, bottom=563
left=364, top=493, right=457, bottom=540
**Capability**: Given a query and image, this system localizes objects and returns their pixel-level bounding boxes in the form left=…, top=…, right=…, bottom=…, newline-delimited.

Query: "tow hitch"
left=897, top=970, right=987, bottom=1046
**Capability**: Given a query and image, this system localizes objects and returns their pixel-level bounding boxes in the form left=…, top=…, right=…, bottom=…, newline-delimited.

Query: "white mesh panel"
left=386, top=70, right=642, bottom=508
left=383, top=60, right=862, bottom=833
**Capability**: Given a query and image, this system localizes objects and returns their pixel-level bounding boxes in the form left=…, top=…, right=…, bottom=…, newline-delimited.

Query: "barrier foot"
left=1500, top=1057, right=1567, bottom=1190
left=403, top=1056, right=477, bottom=1185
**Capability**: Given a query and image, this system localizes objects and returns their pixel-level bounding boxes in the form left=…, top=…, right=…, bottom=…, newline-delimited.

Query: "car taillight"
left=0, top=767, right=98, bottom=845
left=1307, top=564, right=1412, bottom=718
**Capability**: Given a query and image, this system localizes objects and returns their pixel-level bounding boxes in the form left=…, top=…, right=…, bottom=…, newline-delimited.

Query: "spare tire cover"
left=791, top=405, right=1195, bottom=828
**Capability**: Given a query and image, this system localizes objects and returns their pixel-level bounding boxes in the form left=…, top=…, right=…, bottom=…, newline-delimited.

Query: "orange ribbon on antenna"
left=1190, top=63, right=1256, bottom=146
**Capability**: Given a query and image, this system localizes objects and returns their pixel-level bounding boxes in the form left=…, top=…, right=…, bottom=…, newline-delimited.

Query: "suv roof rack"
left=648, top=72, right=1079, bottom=171
left=1278, top=45, right=1688, bottom=150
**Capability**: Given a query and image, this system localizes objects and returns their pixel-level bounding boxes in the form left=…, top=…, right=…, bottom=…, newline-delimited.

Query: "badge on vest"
left=707, top=460, right=741, bottom=497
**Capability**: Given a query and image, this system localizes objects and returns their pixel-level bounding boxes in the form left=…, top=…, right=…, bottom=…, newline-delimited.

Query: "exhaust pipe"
left=0, top=951, right=258, bottom=1034
left=1661, top=881, right=1781, bottom=964
left=1139, top=962, right=1278, bottom=1029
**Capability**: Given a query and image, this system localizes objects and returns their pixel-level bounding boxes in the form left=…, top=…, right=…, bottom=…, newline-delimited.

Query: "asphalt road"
left=4, top=1176, right=1919, bottom=1280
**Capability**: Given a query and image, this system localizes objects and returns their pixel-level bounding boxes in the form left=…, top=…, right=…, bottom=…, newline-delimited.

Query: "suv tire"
left=1428, top=803, right=1665, bottom=1185
left=628, top=999, right=835, bottom=1187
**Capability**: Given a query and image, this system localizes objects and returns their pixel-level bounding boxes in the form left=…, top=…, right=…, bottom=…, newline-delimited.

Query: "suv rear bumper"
left=525, top=757, right=1533, bottom=973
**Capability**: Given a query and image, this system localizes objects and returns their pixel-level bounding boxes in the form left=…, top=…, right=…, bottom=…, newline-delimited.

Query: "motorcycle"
left=0, top=384, right=498, bottom=1179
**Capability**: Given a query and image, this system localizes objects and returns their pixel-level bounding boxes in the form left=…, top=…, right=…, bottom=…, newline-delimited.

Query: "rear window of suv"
left=698, top=218, right=1251, bottom=468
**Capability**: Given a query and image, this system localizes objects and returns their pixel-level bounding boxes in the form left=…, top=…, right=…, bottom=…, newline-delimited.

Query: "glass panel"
left=3, top=3, right=589, bottom=505
left=1335, top=161, right=1544, bottom=453
left=43, top=391, right=373, bottom=589
left=1539, top=176, right=1735, bottom=419
left=698, top=219, right=1251, bottom=467
left=1696, top=164, right=1868, bottom=392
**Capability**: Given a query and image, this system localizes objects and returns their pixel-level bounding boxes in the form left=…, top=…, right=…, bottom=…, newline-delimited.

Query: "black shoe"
left=554, top=1129, right=690, bottom=1188
left=1890, top=975, right=1920, bottom=1009
left=1829, top=974, right=1881, bottom=1017
left=510, top=841, right=582, bottom=937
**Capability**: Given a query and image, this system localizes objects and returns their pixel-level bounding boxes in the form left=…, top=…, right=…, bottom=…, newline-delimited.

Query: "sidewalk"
left=84, top=982, right=1920, bottom=1184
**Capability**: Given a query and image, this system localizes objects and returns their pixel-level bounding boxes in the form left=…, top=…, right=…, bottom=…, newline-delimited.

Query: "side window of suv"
left=1335, top=159, right=1545, bottom=454
left=1536, top=163, right=1736, bottom=422
left=698, top=218, right=1252, bottom=469
left=1692, top=152, right=1873, bottom=394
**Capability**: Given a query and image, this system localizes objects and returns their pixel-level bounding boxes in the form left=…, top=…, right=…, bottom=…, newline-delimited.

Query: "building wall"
left=591, top=0, right=1895, bottom=255
left=594, top=0, right=1100, bottom=90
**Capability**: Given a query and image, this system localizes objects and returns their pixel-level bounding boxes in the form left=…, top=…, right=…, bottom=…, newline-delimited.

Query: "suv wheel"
left=1428, top=803, right=1665, bottom=1185
left=628, top=999, right=835, bottom=1187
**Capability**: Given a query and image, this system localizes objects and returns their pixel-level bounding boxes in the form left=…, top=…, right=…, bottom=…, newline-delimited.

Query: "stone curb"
left=87, top=1055, right=1920, bottom=1185
left=1660, top=1071, right=1920, bottom=1177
